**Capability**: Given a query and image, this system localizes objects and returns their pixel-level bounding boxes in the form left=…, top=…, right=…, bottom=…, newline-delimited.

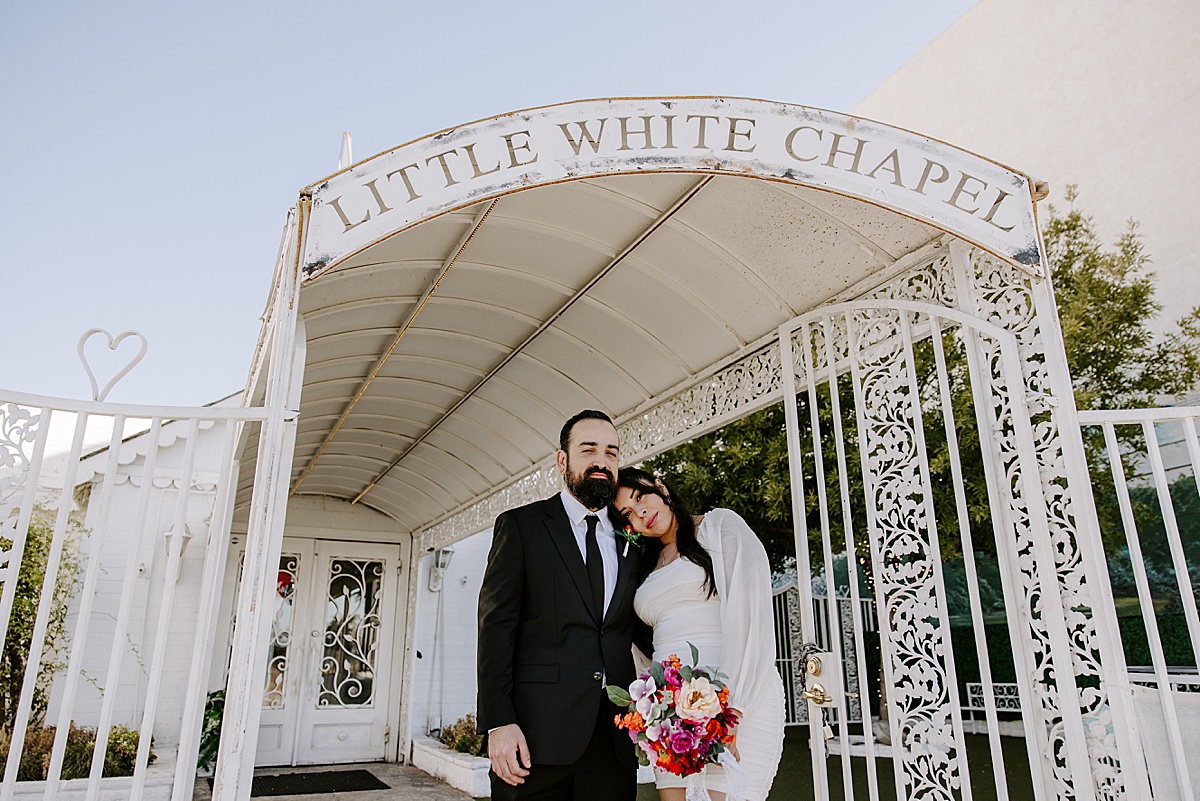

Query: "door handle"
left=802, top=683, right=833, bottom=705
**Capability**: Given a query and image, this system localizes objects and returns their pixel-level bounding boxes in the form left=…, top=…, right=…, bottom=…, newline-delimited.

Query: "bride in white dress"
left=614, top=468, right=785, bottom=801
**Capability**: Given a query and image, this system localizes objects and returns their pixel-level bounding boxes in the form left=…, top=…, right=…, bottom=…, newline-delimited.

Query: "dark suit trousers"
left=489, top=693, right=636, bottom=801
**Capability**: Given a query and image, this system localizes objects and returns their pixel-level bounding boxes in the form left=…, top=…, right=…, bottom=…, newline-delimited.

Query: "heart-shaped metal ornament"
left=77, top=328, right=148, bottom=401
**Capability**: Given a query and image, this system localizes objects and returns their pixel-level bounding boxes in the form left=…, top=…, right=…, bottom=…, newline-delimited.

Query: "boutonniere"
left=617, top=526, right=642, bottom=557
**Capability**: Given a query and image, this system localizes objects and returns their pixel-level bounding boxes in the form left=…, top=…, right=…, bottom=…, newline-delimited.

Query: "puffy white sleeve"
left=701, top=508, right=777, bottom=713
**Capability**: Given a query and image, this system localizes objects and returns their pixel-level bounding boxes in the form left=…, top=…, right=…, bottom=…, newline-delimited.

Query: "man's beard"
left=565, top=459, right=617, bottom=509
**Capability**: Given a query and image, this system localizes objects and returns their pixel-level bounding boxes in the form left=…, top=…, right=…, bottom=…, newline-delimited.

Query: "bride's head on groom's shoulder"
left=612, top=467, right=716, bottom=594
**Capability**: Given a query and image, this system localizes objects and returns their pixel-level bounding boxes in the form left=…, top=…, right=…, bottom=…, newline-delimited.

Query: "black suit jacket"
left=477, top=494, right=644, bottom=767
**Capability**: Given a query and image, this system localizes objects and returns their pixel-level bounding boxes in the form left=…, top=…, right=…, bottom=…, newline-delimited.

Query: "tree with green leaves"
left=1, top=506, right=81, bottom=730
left=645, top=190, right=1200, bottom=572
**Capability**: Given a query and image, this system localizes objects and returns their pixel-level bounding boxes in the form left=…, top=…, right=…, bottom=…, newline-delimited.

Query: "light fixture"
left=428, top=547, right=455, bottom=591
left=162, top=521, right=195, bottom=556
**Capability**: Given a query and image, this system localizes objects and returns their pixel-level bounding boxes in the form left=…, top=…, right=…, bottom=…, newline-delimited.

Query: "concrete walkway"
left=192, top=763, right=474, bottom=801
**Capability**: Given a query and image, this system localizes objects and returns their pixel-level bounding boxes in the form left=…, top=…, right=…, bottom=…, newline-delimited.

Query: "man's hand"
left=487, top=723, right=531, bottom=786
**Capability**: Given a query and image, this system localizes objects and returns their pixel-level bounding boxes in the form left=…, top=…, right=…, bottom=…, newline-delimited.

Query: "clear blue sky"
left=2, top=0, right=976, bottom=406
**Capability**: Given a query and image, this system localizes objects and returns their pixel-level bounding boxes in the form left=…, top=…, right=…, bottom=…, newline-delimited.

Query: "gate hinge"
left=384, top=724, right=390, bottom=742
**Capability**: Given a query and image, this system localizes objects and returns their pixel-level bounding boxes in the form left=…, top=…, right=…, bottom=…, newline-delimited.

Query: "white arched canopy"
left=237, top=96, right=1044, bottom=537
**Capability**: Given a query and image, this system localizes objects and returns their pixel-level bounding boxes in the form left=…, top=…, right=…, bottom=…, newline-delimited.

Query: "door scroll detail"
left=319, top=558, right=383, bottom=708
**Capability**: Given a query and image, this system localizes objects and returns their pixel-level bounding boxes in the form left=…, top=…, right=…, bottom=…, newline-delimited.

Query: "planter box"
left=411, top=736, right=490, bottom=798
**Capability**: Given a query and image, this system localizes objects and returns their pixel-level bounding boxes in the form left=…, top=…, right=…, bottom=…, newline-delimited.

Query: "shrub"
left=439, top=714, right=485, bottom=757
left=0, top=724, right=151, bottom=781
left=0, top=505, right=82, bottom=730
left=196, top=689, right=225, bottom=773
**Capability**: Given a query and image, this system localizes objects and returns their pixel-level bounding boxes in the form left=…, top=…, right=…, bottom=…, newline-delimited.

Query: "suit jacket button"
left=593, top=671, right=603, bottom=681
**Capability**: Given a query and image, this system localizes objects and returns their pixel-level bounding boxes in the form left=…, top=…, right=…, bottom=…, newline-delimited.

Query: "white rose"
left=675, top=677, right=722, bottom=722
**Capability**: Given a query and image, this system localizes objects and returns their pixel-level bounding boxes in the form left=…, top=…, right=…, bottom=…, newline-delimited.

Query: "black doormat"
left=209, top=769, right=390, bottom=796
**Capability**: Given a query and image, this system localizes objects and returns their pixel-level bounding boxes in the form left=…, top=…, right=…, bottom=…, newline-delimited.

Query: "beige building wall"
left=854, top=0, right=1199, bottom=332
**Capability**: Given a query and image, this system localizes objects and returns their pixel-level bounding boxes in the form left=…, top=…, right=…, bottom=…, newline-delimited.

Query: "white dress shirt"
left=559, top=489, right=619, bottom=615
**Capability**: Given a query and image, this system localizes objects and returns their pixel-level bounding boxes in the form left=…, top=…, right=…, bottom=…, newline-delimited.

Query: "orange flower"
left=717, top=686, right=730, bottom=704
left=667, top=654, right=682, bottom=669
left=619, top=711, right=646, bottom=731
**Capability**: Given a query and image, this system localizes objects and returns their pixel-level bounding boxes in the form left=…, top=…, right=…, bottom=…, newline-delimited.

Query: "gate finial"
left=77, top=328, right=147, bottom=401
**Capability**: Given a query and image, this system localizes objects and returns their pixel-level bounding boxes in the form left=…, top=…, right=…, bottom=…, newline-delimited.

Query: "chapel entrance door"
left=251, top=537, right=400, bottom=766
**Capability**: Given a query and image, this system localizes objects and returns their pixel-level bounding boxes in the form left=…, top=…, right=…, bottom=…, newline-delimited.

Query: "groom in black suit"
left=477, top=409, right=643, bottom=801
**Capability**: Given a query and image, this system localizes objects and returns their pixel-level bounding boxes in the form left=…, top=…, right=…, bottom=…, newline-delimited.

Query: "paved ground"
left=192, top=762, right=474, bottom=801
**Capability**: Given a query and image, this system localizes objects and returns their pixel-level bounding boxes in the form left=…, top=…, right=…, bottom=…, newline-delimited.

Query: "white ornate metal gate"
left=0, top=209, right=305, bottom=801
left=780, top=244, right=1147, bottom=801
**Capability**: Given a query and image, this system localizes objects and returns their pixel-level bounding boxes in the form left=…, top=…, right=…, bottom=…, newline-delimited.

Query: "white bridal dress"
left=633, top=508, right=785, bottom=801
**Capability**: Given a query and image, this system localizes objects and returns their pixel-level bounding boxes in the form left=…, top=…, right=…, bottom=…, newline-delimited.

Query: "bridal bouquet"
left=607, top=643, right=738, bottom=777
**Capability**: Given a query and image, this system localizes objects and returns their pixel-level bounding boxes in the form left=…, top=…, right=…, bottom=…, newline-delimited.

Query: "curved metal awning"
left=236, top=97, right=1044, bottom=536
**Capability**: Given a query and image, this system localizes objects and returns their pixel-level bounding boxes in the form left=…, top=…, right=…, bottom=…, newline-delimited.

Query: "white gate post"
left=212, top=200, right=309, bottom=801
left=1029, top=278, right=1153, bottom=799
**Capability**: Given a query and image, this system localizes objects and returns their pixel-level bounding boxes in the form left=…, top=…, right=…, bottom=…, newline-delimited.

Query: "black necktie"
left=584, top=514, right=604, bottom=618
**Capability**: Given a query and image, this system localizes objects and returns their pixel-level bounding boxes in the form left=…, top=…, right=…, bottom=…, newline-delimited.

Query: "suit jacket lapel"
left=605, top=519, right=636, bottom=626
left=544, top=495, right=601, bottom=624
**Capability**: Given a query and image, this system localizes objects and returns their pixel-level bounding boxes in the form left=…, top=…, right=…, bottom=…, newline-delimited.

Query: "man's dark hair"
left=559, top=409, right=614, bottom=451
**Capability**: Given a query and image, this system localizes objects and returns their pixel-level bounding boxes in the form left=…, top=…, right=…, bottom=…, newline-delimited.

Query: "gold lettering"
left=662, top=115, right=677, bottom=149
left=865, top=150, right=905, bottom=187
left=328, top=195, right=370, bottom=233
left=557, top=120, right=608, bottom=156
left=914, top=159, right=950, bottom=195
left=364, top=179, right=392, bottom=215
left=617, top=116, right=655, bottom=150
left=724, top=117, right=756, bottom=153
left=945, top=172, right=988, bottom=214
left=980, top=188, right=1016, bottom=231
left=785, top=126, right=823, bottom=162
left=503, top=131, right=538, bottom=168
left=425, top=149, right=462, bottom=187
left=824, top=133, right=868, bottom=174
left=463, top=142, right=501, bottom=179
left=687, top=114, right=721, bottom=149
left=385, top=163, right=422, bottom=202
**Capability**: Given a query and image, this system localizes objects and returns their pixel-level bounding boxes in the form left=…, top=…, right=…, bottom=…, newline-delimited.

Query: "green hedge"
left=0, top=724, right=151, bottom=781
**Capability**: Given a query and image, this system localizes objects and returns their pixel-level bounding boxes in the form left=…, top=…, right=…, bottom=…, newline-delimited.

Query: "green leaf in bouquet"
left=606, top=685, right=633, bottom=707
left=680, top=666, right=693, bottom=681
left=649, top=660, right=666, bottom=686
left=688, top=642, right=700, bottom=667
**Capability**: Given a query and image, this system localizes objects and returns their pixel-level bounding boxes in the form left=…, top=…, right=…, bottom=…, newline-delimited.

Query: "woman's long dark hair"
left=613, top=467, right=716, bottom=598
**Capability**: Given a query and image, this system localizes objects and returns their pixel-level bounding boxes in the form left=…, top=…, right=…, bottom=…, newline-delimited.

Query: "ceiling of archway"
left=256, top=170, right=945, bottom=533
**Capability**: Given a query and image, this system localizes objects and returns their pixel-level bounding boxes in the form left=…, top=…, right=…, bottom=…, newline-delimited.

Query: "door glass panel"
left=264, top=553, right=300, bottom=709
left=318, top=558, right=383, bottom=707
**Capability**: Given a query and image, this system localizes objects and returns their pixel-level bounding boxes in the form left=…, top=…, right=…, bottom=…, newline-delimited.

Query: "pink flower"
left=669, top=727, right=698, bottom=754
left=664, top=667, right=683, bottom=688
left=629, top=676, right=658, bottom=719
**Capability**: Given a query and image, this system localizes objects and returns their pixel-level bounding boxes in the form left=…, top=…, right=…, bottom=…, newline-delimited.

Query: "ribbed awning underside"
left=239, top=171, right=940, bottom=533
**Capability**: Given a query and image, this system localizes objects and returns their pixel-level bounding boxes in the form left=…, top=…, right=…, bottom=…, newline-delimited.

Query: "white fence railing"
left=1079, top=406, right=1200, bottom=799
left=0, top=390, right=268, bottom=801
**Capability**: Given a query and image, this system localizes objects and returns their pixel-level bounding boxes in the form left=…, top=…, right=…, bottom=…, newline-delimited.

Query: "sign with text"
left=303, top=97, right=1042, bottom=278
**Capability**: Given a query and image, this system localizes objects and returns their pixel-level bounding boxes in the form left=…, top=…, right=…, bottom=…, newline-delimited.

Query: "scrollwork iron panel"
left=318, top=558, right=383, bottom=708
left=263, top=553, right=300, bottom=710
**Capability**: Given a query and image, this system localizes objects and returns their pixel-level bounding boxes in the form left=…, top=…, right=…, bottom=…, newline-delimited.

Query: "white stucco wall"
left=853, top=0, right=1200, bottom=333
left=409, top=528, right=491, bottom=739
